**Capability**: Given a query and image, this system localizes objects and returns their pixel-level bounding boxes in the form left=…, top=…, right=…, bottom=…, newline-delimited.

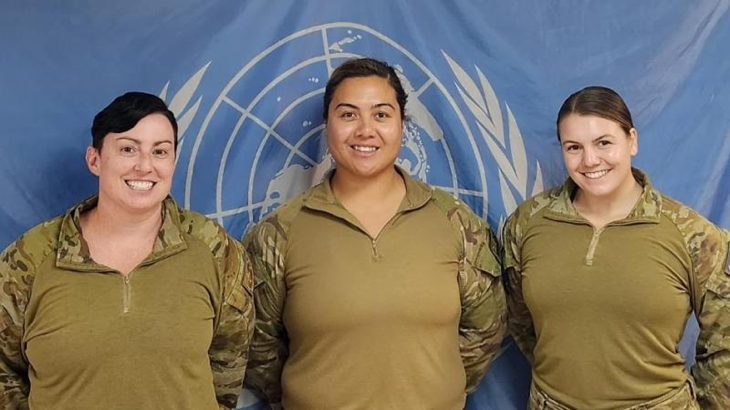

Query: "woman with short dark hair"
left=0, top=92, right=254, bottom=410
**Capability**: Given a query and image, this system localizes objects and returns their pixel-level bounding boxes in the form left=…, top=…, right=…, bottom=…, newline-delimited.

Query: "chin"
left=124, top=196, right=166, bottom=211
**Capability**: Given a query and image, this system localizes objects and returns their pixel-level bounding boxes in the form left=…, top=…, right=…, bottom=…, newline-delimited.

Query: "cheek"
left=562, top=152, right=578, bottom=170
left=100, top=159, right=129, bottom=176
left=605, top=148, right=630, bottom=163
left=157, top=161, right=176, bottom=178
left=325, top=123, right=351, bottom=147
left=383, top=124, right=403, bottom=143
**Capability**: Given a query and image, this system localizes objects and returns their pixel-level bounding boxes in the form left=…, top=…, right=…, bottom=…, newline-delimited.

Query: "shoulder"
left=505, top=187, right=560, bottom=233
left=429, top=187, right=492, bottom=242
left=658, top=193, right=723, bottom=241
left=178, top=208, right=237, bottom=258
left=1, top=216, right=63, bottom=273
left=658, top=193, right=726, bottom=282
left=242, top=189, right=310, bottom=251
left=0, top=215, right=63, bottom=306
left=430, top=187, right=484, bottom=227
left=430, top=187, right=500, bottom=270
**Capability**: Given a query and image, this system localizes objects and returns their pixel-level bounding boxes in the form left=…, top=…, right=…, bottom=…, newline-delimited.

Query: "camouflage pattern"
left=529, top=380, right=700, bottom=410
left=0, top=195, right=254, bottom=410
left=692, top=226, right=730, bottom=410
left=243, top=170, right=506, bottom=406
left=430, top=188, right=507, bottom=393
left=503, top=168, right=730, bottom=408
left=180, top=203, right=256, bottom=410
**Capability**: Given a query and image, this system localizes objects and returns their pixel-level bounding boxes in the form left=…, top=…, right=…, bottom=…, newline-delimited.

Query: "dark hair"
left=556, top=86, right=633, bottom=140
left=91, top=91, right=178, bottom=150
left=322, top=58, right=407, bottom=121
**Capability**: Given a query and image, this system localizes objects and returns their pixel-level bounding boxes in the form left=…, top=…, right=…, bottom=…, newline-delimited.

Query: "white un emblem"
left=178, top=22, right=541, bottom=241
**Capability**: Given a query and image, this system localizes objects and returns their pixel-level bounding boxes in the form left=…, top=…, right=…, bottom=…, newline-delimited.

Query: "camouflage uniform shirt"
left=503, top=169, right=730, bottom=410
left=0, top=195, right=254, bottom=410
left=243, top=169, right=506, bottom=409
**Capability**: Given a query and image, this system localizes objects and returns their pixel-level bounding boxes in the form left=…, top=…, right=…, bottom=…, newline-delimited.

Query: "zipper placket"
left=369, top=213, right=404, bottom=260
left=122, top=274, right=133, bottom=313
left=585, top=227, right=604, bottom=266
left=371, top=239, right=380, bottom=259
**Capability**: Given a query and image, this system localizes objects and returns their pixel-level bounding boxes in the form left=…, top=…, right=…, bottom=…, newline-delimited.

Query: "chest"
left=282, top=207, right=462, bottom=337
left=520, top=222, right=692, bottom=328
left=23, top=251, right=219, bottom=374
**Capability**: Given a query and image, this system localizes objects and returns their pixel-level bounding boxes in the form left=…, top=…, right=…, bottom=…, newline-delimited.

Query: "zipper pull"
left=371, top=239, right=380, bottom=260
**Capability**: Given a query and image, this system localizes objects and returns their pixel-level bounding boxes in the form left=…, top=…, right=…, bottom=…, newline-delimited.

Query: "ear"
left=86, top=146, right=101, bottom=176
left=628, top=128, right=639, bottom=156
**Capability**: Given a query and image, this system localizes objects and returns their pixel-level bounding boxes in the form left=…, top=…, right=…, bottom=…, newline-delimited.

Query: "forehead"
left=108, top=113, right=175, bottom=143
left=559, top=114, right=625, bottom=140
left=331, top=75, right=397, bottom=104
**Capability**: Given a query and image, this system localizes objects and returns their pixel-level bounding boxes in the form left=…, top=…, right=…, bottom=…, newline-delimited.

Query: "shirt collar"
left=56, top=195, right=187, bottom=272
left=544, top=167, right=662, bottom=224
left=303, top=165, right=434, bottom=220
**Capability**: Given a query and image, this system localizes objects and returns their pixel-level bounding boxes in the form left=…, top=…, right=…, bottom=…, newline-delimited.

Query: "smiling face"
left=325, top=75, right=403, bottom=181
left=86, top=113, right=175, bottom=215
left=559, top=114, right=638, bottom=201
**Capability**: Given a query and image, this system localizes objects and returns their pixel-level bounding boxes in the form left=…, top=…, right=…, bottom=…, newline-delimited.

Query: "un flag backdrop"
left=2, top=1, right=729, bottom=409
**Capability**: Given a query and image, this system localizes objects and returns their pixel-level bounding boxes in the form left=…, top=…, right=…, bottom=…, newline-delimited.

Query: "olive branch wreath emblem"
left=161, top=53, right=545, bottom=233
left=443, top=52, right=544, bottom=229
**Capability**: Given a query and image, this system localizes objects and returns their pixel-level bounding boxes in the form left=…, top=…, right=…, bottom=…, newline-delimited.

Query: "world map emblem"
left=166, top=22, right=544, bottom=241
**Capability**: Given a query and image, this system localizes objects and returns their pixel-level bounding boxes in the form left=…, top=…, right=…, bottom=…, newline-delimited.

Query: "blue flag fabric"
left=1, top=2, right=729, bottom=409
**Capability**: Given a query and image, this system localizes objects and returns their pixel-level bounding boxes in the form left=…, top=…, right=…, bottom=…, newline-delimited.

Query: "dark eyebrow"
left=335, top=103, right=358, bottom=110
left=373, top=103, right=395, bottom=110
left=115, top=136, right=173, bottom=146
left=153, top=140, right=173, bottom=146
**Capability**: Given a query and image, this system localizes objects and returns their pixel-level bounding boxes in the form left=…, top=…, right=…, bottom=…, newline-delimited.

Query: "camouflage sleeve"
left=455, top=208, right=507, bottom=393
left=692, top=227, right=730, bottom=410
left=0, top=240, right=33, bottom=409
left=242, top=216, right=288, bottom=408
left=502, top=211, right=536, bottom=364
left=207, top=228, right=255, bottom=410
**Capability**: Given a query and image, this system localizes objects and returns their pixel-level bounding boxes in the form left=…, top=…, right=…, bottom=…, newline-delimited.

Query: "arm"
left=242, top=217, right=288, bottom=408
left=502, top=212, right=536, bottom=363
left=209, top=233, right=255, bottom=410
left=0, top=241, right=33, bottom=409
left=456, top=212, right=507, bottom=393
left=692, top=228, right=730, bottom=410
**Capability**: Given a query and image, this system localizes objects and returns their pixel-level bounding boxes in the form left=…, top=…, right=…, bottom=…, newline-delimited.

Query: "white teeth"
left=127, top=180, right=154, bottom=190
left=352, top=145, right=377, bottom=153
left=583, top=170, right=610, bottom=179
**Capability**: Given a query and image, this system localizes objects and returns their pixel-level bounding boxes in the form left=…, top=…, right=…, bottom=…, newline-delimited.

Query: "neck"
left=84, top=196, right=164, bottom=238
left=331, top=166, right=404, bottom=204
left=573, top=175, right=643, bottom=218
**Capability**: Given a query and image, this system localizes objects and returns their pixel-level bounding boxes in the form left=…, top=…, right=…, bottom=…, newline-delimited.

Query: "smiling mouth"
left=126, top=180, right=155, bottom=191
left=351, top=145, right=378, bottom=153
left=582, top=169, right=611, bottom=179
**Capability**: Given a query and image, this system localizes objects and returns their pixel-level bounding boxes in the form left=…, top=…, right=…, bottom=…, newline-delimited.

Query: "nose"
left=134, top=152, right=153, bottom=172
left=354, top=116, right=375, bottom=138
left=581, top=146, right=600, bottom=167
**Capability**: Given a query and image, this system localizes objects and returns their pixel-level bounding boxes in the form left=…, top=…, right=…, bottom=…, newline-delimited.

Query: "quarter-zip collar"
left=303, top=166, right=433, bottom=227
left=543, top=167, right=662, bottom=226
left=56, top=195, right=187, bottom=272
